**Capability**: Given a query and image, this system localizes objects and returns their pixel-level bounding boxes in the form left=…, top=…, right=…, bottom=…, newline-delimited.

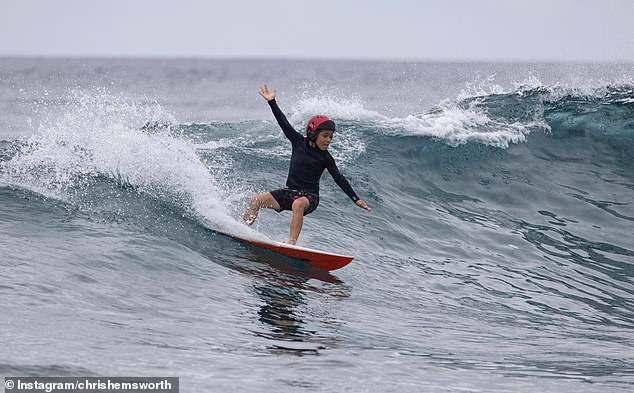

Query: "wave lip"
left=386, top=104, right=546, bottom=148
left=0, top=89, right=245, bottom=234
left=294, top=78, right=634, bottom=148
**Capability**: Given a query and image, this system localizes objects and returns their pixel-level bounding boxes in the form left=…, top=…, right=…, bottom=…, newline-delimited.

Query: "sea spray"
left=0, top=89, right=253, bottom=236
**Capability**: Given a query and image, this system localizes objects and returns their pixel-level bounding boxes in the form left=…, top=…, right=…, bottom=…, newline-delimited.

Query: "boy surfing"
left=243, top=85, right=371, bottom=245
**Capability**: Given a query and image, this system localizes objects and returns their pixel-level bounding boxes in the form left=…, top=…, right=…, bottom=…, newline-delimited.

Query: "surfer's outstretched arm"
left=259, top=84, right=303, bottom=144
left=325, top=154, right=373, bottom=212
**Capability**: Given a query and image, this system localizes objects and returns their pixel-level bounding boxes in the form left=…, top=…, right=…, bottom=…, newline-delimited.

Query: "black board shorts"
left=270, top=188, right=319, bottom=216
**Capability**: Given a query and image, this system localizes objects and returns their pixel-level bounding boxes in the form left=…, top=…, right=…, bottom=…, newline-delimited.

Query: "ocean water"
left=1, top=58, right=633, bottom=392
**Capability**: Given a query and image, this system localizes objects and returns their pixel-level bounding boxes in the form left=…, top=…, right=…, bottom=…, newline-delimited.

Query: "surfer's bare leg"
left=243, top=192, right=280, bottom=225
left=287, top=197, right=309, bottom=245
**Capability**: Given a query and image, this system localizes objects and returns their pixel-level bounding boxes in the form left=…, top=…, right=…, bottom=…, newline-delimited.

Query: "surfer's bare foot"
left=243, top=215, right=256, bottom=226
left=284, top=238, right=297, bottom=245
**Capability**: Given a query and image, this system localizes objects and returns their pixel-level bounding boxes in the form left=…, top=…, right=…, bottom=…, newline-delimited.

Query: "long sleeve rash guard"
left=267, top=99, right=360, bottom=203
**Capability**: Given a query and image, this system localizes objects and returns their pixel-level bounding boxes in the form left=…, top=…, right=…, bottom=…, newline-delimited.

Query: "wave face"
left=1, top=59, right=633, bottom=392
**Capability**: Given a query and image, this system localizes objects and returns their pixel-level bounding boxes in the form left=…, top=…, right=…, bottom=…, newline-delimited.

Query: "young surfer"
left=243, top=84, right=372, bottom=245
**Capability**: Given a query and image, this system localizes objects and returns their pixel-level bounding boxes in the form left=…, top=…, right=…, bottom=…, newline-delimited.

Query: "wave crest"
left=285, top=78, right=634, bottom=148
left=0, top=89, right=244, bottom=233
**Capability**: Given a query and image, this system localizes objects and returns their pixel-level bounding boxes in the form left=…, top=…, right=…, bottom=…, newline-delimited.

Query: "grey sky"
left=1, top=0, right=633, bottom=61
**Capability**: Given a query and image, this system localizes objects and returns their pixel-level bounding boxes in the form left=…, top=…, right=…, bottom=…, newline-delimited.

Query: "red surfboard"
left=231, top=235, right=354, bottom=271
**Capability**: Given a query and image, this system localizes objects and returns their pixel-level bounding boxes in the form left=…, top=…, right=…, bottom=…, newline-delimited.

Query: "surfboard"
left=229, top=234, right=354, bottom=271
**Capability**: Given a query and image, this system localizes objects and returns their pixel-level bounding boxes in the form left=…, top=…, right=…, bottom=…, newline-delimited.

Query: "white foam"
left=383, top=103, right=547, bottom=148
left=279, top=85, right=541, bottom=149
left=1, top=89, right=247, bottom=235
left=456, top=75, right=507, bottom=101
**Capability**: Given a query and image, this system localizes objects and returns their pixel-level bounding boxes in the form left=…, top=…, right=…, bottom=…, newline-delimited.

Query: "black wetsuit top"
left=268, top=99, right=360, bottom=202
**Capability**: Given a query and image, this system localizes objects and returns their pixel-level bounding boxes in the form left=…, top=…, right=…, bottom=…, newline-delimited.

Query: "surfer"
left=243, top=84, right=372, bottom=245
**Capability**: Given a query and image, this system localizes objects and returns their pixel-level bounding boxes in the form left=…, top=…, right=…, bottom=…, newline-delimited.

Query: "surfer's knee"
left=292, top=197, right=309, bottom=213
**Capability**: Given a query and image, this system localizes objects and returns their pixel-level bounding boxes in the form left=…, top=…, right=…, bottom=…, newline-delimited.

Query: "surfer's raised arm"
left=259, top=84, right=302, bottom=144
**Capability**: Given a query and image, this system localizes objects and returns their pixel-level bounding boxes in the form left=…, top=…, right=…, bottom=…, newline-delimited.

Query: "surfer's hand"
left=259, top=84, right=276, bottom=101
left=356, top=199, right=372, bottom=212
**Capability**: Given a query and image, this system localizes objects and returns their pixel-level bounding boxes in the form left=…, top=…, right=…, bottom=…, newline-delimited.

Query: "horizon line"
left=1, top=53, right=633, bottom=64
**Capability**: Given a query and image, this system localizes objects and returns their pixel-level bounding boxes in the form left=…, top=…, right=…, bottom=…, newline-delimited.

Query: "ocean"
left=1, top=58, right=633, bottom=392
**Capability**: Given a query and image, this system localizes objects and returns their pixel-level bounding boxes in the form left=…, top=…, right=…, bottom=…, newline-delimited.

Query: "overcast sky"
left=1, top=0, right=633, bottom=61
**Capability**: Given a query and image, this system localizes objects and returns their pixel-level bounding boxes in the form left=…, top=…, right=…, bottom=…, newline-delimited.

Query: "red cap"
left=306, top=115, right=332, bottom=133
left=306, top=115, right=335, bottom=141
